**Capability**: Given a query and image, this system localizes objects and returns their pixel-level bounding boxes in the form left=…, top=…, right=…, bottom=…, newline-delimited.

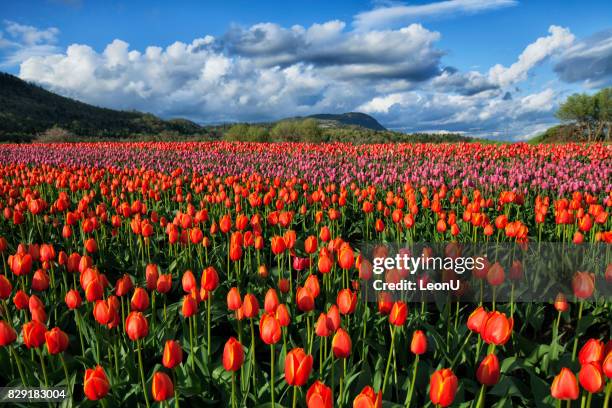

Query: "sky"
left=1, top=0, right=611, bottom=140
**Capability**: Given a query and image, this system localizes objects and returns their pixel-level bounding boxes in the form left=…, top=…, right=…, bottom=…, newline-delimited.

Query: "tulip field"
left=0, top=141, right=610, bottom=408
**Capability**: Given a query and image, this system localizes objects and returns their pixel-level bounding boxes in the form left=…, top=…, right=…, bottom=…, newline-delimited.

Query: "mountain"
left=306, top=112, right=387, bottom=131
left=0, top=72, right=208, bottom=141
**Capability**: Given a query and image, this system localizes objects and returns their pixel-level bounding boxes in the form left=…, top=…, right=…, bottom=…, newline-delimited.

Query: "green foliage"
left=0, top=72, right=211, bottom=141
left=553, top=87, right=611, bottom=141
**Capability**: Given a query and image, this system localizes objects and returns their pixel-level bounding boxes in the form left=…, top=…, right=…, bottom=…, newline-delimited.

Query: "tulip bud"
left=125, top=311, right=148, bottom=341
left=306, top=380, right=332, bottom=408
left=45, top=327, right=69, bottom=355
left=389, top=301, right=408, bottom=326
left=578, top=362, right=603, bottom=393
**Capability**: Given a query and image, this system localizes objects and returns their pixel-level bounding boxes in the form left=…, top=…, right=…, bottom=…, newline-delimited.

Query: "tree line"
left=556, top=88, right=611, bottom=141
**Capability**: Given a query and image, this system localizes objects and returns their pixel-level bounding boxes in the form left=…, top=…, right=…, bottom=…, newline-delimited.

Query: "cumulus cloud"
left=0, top=20, right=60, bottom=66
left=488, top=25, right=575, bottom=87
left=9, top=17, right=583, bottom=140
left=554, top=29, right=612, bottom=88
left=354, top=0, right=517, bottom=30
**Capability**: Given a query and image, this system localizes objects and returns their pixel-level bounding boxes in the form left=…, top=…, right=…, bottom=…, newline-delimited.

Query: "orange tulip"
left=296, top=287, right=315, bottom=312
left=429, top=368, right=458, bottom=407
left=0, top=320, right=17, bottom=346
left=130, top=287, right=150, bottom=312
left=22, top=320, right=46, bottom=349
left=227, top=287, right=242, bottom=311
left=337, top=288, right=357, bottom=315
left=467, top=306, right=488, bottom=334
left=285, top=348, right=313, bottom=386
left=572, top=271, right=595, bottom=299
left=578, top=338, right=604, bottom=366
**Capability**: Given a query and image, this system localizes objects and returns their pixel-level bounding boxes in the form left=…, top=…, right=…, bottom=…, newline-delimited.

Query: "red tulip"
left=227, top=287, right=242, bottom=311
left=486, top=262, right=505, bottom=286
left=429, top=368, right=458, bottom=407
left=13, top=290, right=29, bottom=310
left=353, top=385, right=382, bottom=408
left=162, top=340, right=183, bottom=369
left=264, top=288, right=280, bottom=314
left=481, top=311, right=513, bottom=345
left=326, top=305, right=341, bottom=332
left=125, top=311, right=148, bottom=341
left=602, top=352, right=612, bottom=378
left=0, top=275, right=11, bottom=299
left=554, top=293, right=568, bottom=312
left=315, top=313, right=330, bottom=337
left=152, top=371, right=174, bottom=402
left=306, top=380, right=332, bottom=408
left=115, top=274, right=133, bottom=297
left=22, top=320, right=46, bottom=349
left=201, top=266, right=219, bottom=291
left=578, top=362, right=603, bottom=393
left=181, top=295, right=198, bottom=318
left=222, top=337, right=244, bottom=372
left=130, top=287, right=150, bottom=311
left=145, top=264, right=159, bottom=291
left=572, top=272, right=595, bottom=299
left=259, top=313, right=281, bottom=345
left=242, top=293, right=260, bottom=318
left=467, top=306, right=488, bottom=334
left=551, top=368, right=579, bottom=400
left=337, top=289, right=357, bottom=315
left=476, top=354, right=500, bottom=386
left=275, top=304, right=291, bottom=327
left=84, top=365, right=109, bottom=400
left=0, top=320, right=17, bottom=346
left=578, top=338, right=604, bottom=366
left=45, top=327, right=69, bottom=354
left=331, top=328, right=351, bottom=358
left=182, top=270, right=197, bottom=293
left=285, top=348, right=313, bottom=386
left=410, top=330, right=427, bottom=355
left=296, top=287, right=315, bottom=312
left=389, top=301, right=407, bottom=326
left=156, top=274, right=172, bottom=294
left=304, top=275, right=320, bottom=298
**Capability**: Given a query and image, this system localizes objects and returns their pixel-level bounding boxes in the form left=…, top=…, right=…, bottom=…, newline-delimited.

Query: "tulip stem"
left=580, top=392, right=586, bottom=408
left=292, top=385, right=298, bottom=408
left=571, top=300, right=584, bottom=362
left=207, top=297, right=212, bottom=363
left=404, top=355, right=419, bottom=407
left=10, top=346, right=27, bottom=386
left=250, top=319, right=257, bottom=390
left=38, top=348, right=48, bottom=387
left=604, top=382, right=611, bottom=408
left=137, top=340, right=151, bottom=408
left=189, top=317, right=194, bottom=370
left=232, top=371, right=237, bottom=408
left=382, top=325, right=396, bottom=394
left=270, top=345, right=275, bottom=408
left=172, top=369, right=180, bottom=408
left=59, top=354, right=71, bottom=397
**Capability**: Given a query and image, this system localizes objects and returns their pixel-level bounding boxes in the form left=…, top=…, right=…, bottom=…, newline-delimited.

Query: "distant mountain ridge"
left=306, top=112, right=386, bottom=131
left=0, top=72, right=207, bottom=141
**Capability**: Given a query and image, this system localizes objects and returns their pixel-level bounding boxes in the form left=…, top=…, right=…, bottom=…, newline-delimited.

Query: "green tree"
left=556, top=93, right=597, bottom=141
left=594, top=88, right=611, bottom=140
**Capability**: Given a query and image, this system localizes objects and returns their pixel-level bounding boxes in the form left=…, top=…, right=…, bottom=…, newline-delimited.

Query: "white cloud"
left=554, top=29, right=612, bottom=88
left=488, top=25, right=574, bottom=87
left=354, top=0, right=517, bottom=30
left=0, top=21, right=60, bottom=67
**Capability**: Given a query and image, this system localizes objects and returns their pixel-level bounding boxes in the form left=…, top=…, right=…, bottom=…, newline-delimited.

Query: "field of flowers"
left=0, top=141, right=610, bottom=407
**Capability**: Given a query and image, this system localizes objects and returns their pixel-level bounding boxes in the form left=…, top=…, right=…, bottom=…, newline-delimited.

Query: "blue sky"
left=1, top=0, right=611, bottom=139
